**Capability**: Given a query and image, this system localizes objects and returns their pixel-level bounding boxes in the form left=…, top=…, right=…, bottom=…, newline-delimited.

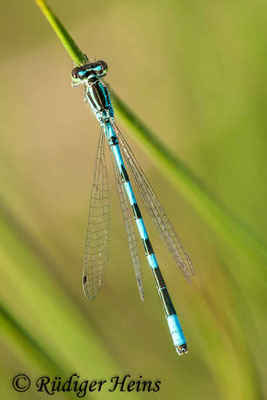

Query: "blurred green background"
left=1, top=0, right=267, bottom=399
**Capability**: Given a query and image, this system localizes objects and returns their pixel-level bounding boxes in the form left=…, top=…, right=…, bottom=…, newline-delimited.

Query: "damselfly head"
left=94, top=60, right=108, bottom=77
left=71, top=67, right=80, bottom=79
left=71, top=60, right=108, bottom=82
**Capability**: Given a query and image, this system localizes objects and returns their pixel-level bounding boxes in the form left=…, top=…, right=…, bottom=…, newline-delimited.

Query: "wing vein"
left=109, top=145, right=144, bottom=300
left=113, top=122, right=194, bottom=282
left=83, top=129, right=111, bottom=300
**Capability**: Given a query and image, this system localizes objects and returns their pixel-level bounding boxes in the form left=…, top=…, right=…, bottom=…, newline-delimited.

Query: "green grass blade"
left=113, top=95, right=267, bottom=264
left=0, top=200, right=146, bottom=400
left=0, top=302, right=63, bottom=374
left=35, top=0, right=87, bottom=66
left=35, top=0, right=267, bottom=265
left=0, top=203, right=120, bottom=382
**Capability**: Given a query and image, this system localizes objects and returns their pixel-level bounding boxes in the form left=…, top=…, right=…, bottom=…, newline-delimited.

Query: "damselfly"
left=71, top=57, right=194, bottom=354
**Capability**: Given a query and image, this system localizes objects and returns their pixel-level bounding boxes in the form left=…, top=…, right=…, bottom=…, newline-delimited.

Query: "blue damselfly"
left=71, top=58, right=194, bottom=355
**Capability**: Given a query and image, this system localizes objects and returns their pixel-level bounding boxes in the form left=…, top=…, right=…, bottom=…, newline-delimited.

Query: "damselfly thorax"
left=72, top=60, right=114, bottom=124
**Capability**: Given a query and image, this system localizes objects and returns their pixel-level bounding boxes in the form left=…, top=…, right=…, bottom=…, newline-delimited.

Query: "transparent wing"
left=109, top=147, right=144, bottom=300
left=112, top=122, right=194, bottom=282
left=83, top=130, right=111, bottom=300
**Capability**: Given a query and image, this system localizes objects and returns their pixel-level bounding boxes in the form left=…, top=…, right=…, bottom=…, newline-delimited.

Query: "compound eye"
left=99, top=61, right=108, bottom=75
left=71, top=67, right=79, bottom=79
